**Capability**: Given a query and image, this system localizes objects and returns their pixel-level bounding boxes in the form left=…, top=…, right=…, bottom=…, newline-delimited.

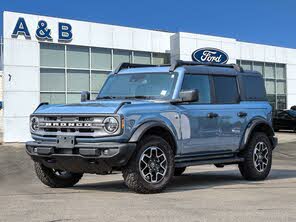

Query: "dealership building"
left=1, top=11, right=296, bottom=142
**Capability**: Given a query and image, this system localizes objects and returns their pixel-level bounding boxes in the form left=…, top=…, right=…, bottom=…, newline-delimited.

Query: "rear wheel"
left=239, top=133, right=272, bottom=181
left=174, top=167, right=186, bottom=176
left=122, top=135, right=174, bottom=194
left=34, top=162, right=83, bottom=188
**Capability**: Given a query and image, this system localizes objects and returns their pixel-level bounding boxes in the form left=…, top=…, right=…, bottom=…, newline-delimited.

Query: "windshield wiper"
left=96, top=96, right=119, bottom=100
left=123, top=96, right=155, bottom=100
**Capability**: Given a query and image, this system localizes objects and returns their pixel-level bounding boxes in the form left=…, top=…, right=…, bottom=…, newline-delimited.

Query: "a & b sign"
left=11, top=17, right=73, bottom=42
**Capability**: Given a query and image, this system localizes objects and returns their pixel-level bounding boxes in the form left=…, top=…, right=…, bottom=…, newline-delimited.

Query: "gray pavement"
left=0, top=135, right=295, bottom=222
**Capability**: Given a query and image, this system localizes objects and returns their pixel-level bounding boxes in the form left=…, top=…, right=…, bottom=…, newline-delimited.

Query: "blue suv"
left=26, top=60, right=278, bottom=193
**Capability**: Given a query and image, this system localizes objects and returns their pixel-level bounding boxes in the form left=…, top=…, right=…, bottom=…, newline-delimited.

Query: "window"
left=181, top=74, right=211, bottom=103
left=40, top=43, right=170, bottom=104
left=91, top=48, right=111, bottom=70
left=241, top=75, right=266, bottom=101
left=253, top=62, right=264, bottom=75
left=133, top=51, right=151, bottom=64
left=99, top=73, right=178, bottom=99
left=237, top=60, right=287, bottom=109
left=67, top=45, right=89, bottom=69
left=240, top=61, right=252, bottom=70
left=40, top=43, right=65, bottom=67
left=213, top=76, right=239, bottom=104
left=67, top=70, right=90, bottom=92
left=91, top=71, right=108, bottom=93
left=265, top=80, right=275, bottom=94
left=113, top=50, right=131, bottom=69
left=265, top=63, right=275, bottom=78
left=40, top=68, right=65, bottom=91
left=40, top=93, right=66, bottom=104
left=152, top=53, right=170, bottom=65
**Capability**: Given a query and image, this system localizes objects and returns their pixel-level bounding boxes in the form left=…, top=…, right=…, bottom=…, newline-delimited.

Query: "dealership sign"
left=11, top=17, right=73, bottom=42
left=192, top=48, right=228, bottom=64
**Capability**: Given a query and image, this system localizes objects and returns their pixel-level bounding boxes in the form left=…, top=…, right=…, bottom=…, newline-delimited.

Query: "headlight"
left=30, top=117, right=39, bottom=131
left=103, top=117, right=119, bottom=133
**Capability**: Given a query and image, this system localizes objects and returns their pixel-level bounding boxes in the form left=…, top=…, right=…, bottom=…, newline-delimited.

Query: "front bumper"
left=26, top=141, right=136, bottom=174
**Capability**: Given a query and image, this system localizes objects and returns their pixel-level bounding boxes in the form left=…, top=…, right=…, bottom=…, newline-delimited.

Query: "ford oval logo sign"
left=192, top=48, right=229, bottom=64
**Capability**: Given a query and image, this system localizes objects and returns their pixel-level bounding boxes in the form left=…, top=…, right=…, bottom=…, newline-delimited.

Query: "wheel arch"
left=128, top=121, right=178, bottom=155
left=240, top=118, right=276, bottom=151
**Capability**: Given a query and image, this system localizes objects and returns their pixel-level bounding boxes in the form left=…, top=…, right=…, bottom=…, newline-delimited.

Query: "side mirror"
left=81, top=91, right=90, bottom=102
left=179, top=89, right=199, bottom=102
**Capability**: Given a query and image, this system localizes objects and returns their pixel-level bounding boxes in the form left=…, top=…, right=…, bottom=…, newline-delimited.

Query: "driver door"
left=178, top=73, right=222, bottom=154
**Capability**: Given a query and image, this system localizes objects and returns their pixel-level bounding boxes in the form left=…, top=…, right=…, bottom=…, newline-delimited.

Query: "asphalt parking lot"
left=0, top=132, right=296, bottom=222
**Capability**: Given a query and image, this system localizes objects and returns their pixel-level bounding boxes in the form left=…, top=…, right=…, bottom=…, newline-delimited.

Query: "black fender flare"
left=239, top=118, right=276, bottom=151
left=128, top=121, right=178, bottom=152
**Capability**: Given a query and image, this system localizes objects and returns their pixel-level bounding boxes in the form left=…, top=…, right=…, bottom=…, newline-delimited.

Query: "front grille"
left=32, top=115, right=121, bottom=138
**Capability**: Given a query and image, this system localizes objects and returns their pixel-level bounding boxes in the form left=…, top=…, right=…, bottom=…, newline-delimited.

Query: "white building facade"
left=2, top=11, right=296, bottom=142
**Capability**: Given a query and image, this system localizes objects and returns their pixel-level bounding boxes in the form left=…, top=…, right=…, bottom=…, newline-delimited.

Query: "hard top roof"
left=114, top=60, right=262, bottom=76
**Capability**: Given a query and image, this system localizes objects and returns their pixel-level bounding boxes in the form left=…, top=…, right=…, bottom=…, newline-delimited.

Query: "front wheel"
left=122, top=135, right=174, bottom=194
left=238, top=133, right=272, bottom=181
left=34, top=162, right=83, bottom=188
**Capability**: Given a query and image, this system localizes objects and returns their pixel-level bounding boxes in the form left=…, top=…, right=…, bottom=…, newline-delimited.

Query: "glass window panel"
left=91, top=71, right=108, bottom=92
left=152, top=53, right=170, bottom=65
left=181, top=74, right=211, bottom=103
left=40, top=68, right=65, bottom=91
left=67, top=45, right=89, bottom=68
left=133, top=51, right=151, bottom=64
left=67, top=93, right=81, bottom=104
left=277, top=95, right=287, bottom=110
left=40, top=43, right=65, bottom=67
left=265, top=80, right=275, bottom=94
left=276, top=81, right=286, bottom=94
left=265, top=63, right=275, bottom=78
left=67, top=70, right=90, bottom=92
left=253, top=62, right=264, bottom=75
left=213, top=76, right=239, bottom=104
left=91, top=48, right=111, bottom=70
left=40, top=92, right=66, bottom=104
left=113, top=50, right=131, bottom=69
left=276, top=64, right=285, bottom=79
left=240, top=61, right=252, bottom=70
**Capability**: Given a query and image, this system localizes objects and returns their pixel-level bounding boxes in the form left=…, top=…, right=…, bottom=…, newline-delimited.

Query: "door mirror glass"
left=179, top=89, right=199, bottom=102
left=81, top=91, right=90, bottom=102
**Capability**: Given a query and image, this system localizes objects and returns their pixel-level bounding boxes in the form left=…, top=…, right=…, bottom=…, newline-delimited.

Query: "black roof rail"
left=169, top=60, right=244, bottom=72
left=114, top=62, right=167, bottom=74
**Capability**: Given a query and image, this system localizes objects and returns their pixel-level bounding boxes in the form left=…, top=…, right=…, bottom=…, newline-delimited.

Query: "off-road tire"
left=122, top=135, right=174, bottom=194
left=239, top=132, right=272, bottom=181
left=34, top=162, right=83, bottom=188
left=174, top=167, right=186, bottom=176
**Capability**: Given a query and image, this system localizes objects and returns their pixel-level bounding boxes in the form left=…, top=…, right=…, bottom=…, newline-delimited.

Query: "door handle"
left=238, top=111, right=248, bottom=118
left=207, top=112, right=219, bottom=118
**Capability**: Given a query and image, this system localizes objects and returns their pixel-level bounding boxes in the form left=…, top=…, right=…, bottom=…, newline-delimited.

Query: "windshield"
left=98, top=72, right=178, bottom=100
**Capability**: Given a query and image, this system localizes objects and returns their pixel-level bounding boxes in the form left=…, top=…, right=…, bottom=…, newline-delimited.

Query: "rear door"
left=211, top=75, right=248, bottom=152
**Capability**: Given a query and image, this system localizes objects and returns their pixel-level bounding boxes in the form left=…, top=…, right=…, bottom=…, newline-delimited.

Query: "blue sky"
left=1, top=0, right=296, bottom=48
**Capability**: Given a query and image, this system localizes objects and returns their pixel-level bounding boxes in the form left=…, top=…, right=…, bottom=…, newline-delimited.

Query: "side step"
left=175, top=157, right=244, bottom=168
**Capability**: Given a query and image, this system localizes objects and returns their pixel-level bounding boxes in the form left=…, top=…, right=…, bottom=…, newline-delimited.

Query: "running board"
left=175, top=157, right=244, bottom=168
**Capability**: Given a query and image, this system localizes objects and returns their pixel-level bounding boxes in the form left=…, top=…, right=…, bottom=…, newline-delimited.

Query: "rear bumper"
left=26, top=141, right=136, bottom=174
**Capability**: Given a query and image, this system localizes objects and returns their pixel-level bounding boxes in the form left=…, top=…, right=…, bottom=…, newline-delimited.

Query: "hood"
left=34, top=100, right=155, bottom=115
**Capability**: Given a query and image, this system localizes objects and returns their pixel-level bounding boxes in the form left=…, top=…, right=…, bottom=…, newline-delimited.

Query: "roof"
left=114, top=60, right=262, bottom=77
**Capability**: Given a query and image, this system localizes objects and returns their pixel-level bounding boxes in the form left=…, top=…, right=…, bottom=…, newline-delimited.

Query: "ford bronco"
left=26, top=60, right=277, bottom=193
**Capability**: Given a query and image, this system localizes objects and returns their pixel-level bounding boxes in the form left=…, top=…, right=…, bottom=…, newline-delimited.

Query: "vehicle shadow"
left=72, top=168, right=296, bottom=194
